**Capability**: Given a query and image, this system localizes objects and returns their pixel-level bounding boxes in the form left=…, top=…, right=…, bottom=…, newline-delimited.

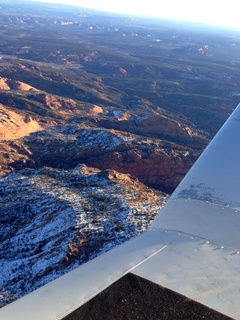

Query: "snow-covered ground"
left=0, top=166, right=168, bottom=306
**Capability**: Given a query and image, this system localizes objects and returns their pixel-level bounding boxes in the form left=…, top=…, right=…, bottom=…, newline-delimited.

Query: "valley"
left=0, top=0, right=240, bottom=306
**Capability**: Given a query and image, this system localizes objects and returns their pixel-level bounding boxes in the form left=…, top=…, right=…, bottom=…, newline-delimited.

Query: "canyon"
left=0, top=0, right=240, bottom=306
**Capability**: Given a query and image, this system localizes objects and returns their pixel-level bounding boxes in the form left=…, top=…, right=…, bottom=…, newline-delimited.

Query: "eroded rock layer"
left=0, top=1, right=240, bottom=306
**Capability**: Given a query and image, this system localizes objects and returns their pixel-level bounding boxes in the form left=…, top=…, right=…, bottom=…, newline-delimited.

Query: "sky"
left=31, top=0, right=240, bottom=30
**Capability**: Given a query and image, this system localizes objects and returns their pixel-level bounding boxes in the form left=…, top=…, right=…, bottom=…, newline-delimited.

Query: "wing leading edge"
left=1, top=104, right=240, bottom=319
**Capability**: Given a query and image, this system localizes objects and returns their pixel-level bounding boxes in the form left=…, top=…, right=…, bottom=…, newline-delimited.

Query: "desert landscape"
left=0, top=0, right=240, bottom=305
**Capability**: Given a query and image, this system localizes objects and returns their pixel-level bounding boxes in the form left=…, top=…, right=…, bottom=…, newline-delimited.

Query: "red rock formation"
left=86, top=144, right=197, bottom=192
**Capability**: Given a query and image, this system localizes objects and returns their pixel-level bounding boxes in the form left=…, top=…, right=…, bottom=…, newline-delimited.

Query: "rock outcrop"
left=0, top=1, right=239, bottom=307
left=1, top=125, right=199, bottom=191
left=0, top=165, right=167, bottom=303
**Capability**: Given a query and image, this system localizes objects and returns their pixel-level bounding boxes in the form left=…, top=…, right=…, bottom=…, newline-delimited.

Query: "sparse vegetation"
left=0, top=166, right=167, bottom=303
left=0, top=0, right=240, bottom=307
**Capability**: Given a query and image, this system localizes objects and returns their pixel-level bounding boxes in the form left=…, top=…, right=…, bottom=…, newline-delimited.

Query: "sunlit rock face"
left=0, top=0, right=239, bottom=306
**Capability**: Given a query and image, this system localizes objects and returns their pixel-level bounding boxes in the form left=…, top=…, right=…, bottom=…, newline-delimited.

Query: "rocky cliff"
left=0, top=1, right=240, bottom=306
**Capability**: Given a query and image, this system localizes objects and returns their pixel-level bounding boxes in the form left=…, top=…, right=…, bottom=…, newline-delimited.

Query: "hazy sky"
left=32, top=0, right=240, bottom=29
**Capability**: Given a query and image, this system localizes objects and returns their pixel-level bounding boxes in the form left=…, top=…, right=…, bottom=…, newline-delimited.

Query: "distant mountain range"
left=0, top=1, right=240, bottom=306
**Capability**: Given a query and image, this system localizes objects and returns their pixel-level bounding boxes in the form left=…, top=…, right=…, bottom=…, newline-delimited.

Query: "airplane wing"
left=1, top=104, right=240, bottom=319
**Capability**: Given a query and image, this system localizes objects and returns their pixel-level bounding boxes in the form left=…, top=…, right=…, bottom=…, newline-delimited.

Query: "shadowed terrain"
left=0, top=0, right=240, bottom=306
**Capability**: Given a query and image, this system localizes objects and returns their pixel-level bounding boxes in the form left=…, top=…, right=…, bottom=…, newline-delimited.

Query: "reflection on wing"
left=1, top=104, right=240, bottom=320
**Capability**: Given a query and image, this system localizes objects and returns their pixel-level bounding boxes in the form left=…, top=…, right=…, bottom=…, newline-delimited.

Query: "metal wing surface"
left=1, top=104, right=240, bottom=319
